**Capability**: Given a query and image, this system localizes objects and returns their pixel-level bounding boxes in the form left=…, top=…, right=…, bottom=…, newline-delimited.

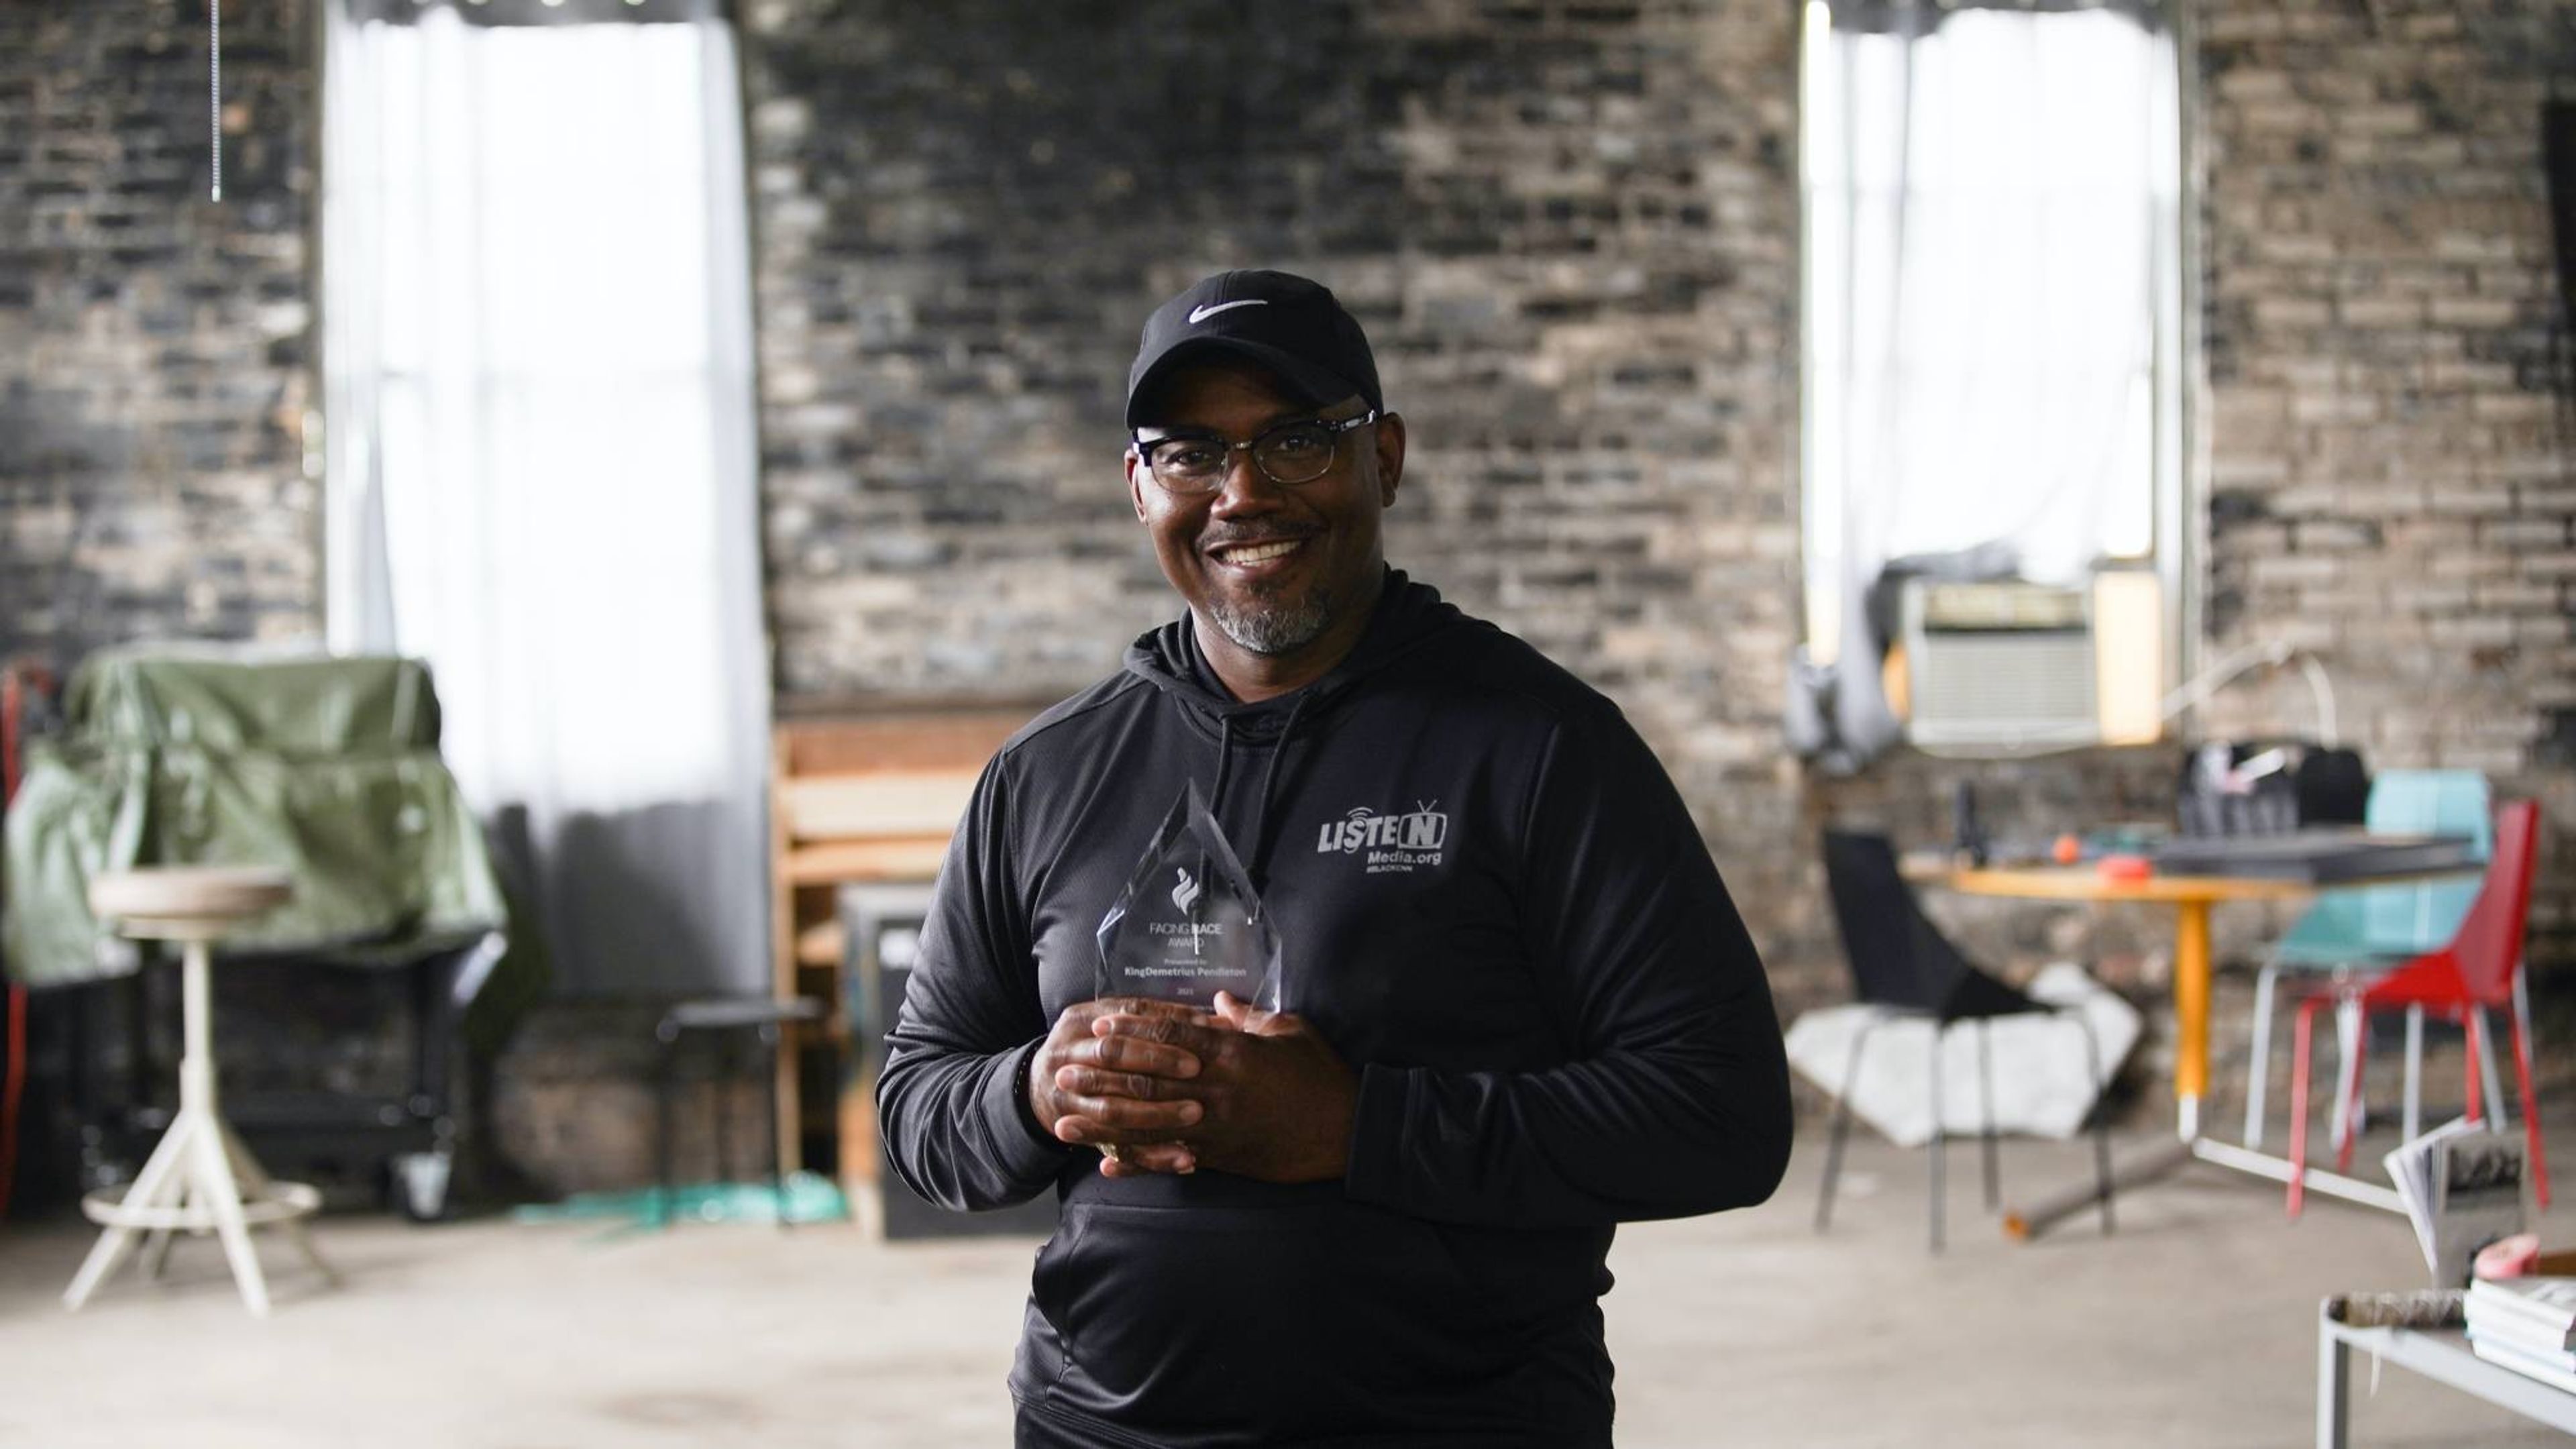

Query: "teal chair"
left=2242, top=770, right=2491, bottom=1150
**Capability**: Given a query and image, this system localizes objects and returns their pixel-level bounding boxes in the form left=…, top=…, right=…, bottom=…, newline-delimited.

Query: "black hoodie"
left=879, top=571, right=1792, bottom=1448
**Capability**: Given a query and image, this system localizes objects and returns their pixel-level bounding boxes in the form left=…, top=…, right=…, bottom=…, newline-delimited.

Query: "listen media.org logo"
left=1316, top=802, right=1450, bottom=857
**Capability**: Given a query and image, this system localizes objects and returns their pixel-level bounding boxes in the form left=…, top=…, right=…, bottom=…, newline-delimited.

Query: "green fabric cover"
left=65, top=649, right=444, bottom=756
left=3, top=649, right=537, bottom=1049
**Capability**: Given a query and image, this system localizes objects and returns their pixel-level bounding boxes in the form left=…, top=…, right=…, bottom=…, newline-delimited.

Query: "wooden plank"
left=841, top=1080, right=880, bottom=1191
left=778, top=771, right=977, bottom=841
left=775, top=712, right=1024, bottom=775
left=784, top=838, right=953, bottom=884
left=768, top=729, right=802, bottom=1174
left=796, top=918, right=846, bottom=969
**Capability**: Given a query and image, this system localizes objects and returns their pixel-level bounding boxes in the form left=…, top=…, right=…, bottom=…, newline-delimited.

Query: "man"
left=878, top=269, right=1792, bottom=1448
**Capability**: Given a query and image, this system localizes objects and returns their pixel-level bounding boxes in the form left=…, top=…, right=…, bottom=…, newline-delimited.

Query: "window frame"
left=1792, top=0, right=2199, bottom=753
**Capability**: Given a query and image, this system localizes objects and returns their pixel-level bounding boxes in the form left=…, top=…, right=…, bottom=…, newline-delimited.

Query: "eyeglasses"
left=1129, top=411, right=1379, bottom=494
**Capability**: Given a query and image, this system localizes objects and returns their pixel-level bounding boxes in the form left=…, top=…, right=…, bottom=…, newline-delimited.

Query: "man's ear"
left=1125, top=447, right=1150, bottom=522
left=1373, top=413, right=1407, bottom=508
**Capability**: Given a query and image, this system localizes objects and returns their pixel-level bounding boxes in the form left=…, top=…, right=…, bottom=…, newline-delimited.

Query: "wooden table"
left=1943, top=866, right=2310, bottom=1136
left=1929, top=858, right=2477, bottom=1237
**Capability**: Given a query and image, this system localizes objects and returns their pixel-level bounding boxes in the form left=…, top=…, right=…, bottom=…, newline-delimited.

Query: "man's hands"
left=1027, top=998, right=1207, bottom=1168
left=1028, top=993, right=1358, bottom=1185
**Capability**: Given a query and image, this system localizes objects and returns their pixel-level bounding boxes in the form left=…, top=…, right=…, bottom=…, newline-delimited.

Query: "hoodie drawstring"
left=1201, top=695, right=1308, bottom=892
left=1243, top=694, right=1311, bottom=890
left=1208, top=716, right=1234, bottom=821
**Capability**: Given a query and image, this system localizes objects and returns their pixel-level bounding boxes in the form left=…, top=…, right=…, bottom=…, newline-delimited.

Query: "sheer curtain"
left=1798, top=1, right=2180, bottom=764
left=322, top=3, right=770, bottom=996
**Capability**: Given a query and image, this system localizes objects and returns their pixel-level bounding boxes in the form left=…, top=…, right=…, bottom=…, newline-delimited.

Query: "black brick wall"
left=2192, top=0, right=2576, bottom=986
left=743, top=0, right=1819, bottom=979
left=0, top=0, right=320, bottom=670
left=741, top=0, right=2576, bottom=1012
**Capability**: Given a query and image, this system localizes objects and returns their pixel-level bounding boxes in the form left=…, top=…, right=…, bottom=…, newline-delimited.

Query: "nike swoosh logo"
left=1187, top=300, right=1269, bottom=324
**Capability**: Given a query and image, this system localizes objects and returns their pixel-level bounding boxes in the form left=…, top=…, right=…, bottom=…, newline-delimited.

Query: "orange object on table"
left=2096, top=853, right=2153, bottom=882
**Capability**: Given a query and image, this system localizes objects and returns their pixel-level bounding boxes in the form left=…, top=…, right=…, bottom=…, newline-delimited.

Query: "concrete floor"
left=4, top=1126, right=2571, bottom=1448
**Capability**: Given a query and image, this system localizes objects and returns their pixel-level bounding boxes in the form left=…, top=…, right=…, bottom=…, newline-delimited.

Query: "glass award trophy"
left=1095, top=784, right=1283, bottom=1012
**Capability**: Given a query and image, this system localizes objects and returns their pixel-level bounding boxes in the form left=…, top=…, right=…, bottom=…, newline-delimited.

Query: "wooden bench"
left=767, top=705, right=1040, bottom=1199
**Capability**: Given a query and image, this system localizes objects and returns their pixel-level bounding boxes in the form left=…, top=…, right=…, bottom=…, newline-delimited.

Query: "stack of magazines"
left=2466, top=1277, right=2576, bottom=1391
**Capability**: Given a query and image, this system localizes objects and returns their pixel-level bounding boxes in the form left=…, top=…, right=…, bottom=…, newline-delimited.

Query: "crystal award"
left=1094, top=785, right=1283, bottom=1011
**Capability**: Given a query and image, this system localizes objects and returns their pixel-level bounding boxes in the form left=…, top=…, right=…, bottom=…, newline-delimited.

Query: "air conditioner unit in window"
left=1898, top=578, right=2098, bottom=747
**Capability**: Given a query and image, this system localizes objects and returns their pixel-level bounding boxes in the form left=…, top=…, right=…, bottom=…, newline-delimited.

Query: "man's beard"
left=1207, top=580, right=1334, bottom=657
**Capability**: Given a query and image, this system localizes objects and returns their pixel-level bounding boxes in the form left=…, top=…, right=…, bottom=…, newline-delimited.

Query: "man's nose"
left=1205, top=447, right=1283, bottom=515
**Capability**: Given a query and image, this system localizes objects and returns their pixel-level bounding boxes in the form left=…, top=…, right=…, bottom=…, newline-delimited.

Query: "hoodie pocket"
left=1032, top=1198, right=1523, bottom=1433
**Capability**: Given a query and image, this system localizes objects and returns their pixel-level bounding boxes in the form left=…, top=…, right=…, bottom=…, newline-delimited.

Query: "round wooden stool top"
left=88, top=867, right=293, bottom=941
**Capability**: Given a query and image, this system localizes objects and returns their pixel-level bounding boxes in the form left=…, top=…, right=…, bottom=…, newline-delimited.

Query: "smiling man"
left=877, top=270, right=1792, bottom=1448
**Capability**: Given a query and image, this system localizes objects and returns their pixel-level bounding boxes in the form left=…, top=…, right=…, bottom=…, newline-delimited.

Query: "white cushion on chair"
left=89, top=867, right=293, bottom=929
left=1786, top=963, right=2141, bottom=1147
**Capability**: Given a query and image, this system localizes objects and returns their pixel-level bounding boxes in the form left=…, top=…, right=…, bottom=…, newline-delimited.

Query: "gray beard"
left=1208, top=589, right=1334, bottom=657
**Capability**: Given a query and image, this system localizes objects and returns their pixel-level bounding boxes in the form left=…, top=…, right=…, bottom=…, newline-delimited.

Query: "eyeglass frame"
left=1127, top=409, right=1382, bottom=494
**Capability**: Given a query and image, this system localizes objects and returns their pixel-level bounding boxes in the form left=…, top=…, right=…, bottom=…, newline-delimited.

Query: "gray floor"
left=3, top=1126, right=2569, bottom=1448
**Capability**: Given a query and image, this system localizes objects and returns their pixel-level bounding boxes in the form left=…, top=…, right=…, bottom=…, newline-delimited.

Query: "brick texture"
left=740, top=0, right=1819, bottom=983
left=737, top=0, right=2576, bottom=1017
left=2192, top=0, right=2576, bottom=989
left=0, top=0, right=321, bottom=667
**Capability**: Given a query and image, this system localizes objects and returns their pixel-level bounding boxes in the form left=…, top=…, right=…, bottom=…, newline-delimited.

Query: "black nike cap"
left=1125, top=270, right=1384, bottom=428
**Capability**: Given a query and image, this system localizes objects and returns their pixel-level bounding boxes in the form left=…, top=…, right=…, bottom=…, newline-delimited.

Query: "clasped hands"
left=1026, top=993, right=1356, bottom=1183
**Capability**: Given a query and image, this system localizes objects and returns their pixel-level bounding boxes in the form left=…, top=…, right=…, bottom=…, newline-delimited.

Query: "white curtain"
left=322, top=6, right=771, bottom=996
left=1799, top=3, right=2180, bottom=759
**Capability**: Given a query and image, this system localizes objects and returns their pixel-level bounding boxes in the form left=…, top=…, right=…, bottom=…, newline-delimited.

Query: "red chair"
left=2286, top=800, right=2546, bottom=1216
left=0, top=659, right=55, bottom=1224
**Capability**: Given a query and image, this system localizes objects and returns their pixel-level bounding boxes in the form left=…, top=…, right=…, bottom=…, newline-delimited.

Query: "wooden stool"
left=63, top=867, right=337, bottom=1316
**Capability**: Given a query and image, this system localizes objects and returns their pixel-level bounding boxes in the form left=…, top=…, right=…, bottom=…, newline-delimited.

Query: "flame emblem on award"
left=1172, top=867, right=1203, bottom=955
left=1095, top=786, right=1283, bottom=1011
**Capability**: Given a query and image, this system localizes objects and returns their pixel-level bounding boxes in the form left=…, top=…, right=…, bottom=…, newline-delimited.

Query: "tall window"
left=322, top=1, right=770, bottom=994
left=1799, top=0, right=2183, bottom=755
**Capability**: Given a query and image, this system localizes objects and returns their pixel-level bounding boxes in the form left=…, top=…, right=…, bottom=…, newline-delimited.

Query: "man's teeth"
left=1223, top=539, right=1301, bottom=564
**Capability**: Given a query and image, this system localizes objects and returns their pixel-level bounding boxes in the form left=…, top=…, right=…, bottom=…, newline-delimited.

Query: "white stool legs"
left=62, top=936, right=328, bottom=1316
